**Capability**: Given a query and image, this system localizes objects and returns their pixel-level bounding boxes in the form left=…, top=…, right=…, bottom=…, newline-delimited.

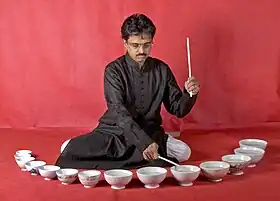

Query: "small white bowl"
left=78, top=170, right=101, bottom=188
left=15, top=150, right=32, bottom=157
left=136, top=167, right=167, bottom=189
left=239, top=139, right=267, bottom=150
left=234, top=147, right=265, bottom=167
left=200, top=161, right=230, bottom=182
left=56, top=168, right=78, bottom=185
left=14, top=156, right=35, bottom=171
left=38, top=165, right=61, bottom=180
left=222, top=154, right=251, bottom=175
left=25, top=161, right=46, bottom=175
left=104, top=169, right=133, bottom=190
left=170, top=165, right=201, bottom=186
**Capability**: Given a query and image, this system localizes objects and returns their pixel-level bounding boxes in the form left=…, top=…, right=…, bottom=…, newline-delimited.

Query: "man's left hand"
left=184, top=76, right=200, bottom=96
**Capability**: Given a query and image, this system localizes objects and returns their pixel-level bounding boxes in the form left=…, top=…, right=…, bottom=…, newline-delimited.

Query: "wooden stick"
left=158, top=156, right=180, bottom=166
left=186, top=37, right=192, bottom=97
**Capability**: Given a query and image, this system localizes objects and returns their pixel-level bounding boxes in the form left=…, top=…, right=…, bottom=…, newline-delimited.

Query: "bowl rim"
left=78, top=170, right=101, bottom=177
left=15, top=156, right=35, bottom=161
left=104, top=169, right=133, bottom=178
left=199, top=161, right=230, bottom=169
left=38, top=165, right=61, bottom=171
left=56, top=168, right=79, bottom=175
left=25, top=160, right=46, bottom=167
left=170, top=165, right=201, bottom=172
left=234, top=147, right=265, bottom=155
left=16, top=150, right=32, bottom=154
left=239, top=139, right=267, bottom=145
left=221, top=154, right=251, bottom=162
left=136, top=166, right=167, bottom=176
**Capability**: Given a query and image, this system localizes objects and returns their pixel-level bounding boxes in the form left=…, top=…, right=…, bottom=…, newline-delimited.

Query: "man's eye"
left=131, top=44, right=139, bottom=48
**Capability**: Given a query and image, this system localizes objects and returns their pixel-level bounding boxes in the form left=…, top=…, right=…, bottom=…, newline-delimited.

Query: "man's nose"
left=138, top=45, right=144, bottom=53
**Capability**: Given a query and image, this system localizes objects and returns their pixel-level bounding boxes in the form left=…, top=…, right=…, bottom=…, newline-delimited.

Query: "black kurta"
left=55, top=53, right=197, bottom=170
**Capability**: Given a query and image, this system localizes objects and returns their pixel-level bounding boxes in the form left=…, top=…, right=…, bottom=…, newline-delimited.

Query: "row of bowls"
left=14, top=138, right=267, bottom=189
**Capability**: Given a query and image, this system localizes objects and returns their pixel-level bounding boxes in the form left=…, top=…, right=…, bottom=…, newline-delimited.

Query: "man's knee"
left=177, top=143, right=191, bottom=162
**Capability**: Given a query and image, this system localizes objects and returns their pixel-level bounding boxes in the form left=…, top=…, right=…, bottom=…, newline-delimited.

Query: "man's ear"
left=123, top=39, right=128, bottom=48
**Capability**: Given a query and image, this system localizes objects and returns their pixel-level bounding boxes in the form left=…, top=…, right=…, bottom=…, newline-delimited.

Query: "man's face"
left=124, top=34, right=153, bottom=66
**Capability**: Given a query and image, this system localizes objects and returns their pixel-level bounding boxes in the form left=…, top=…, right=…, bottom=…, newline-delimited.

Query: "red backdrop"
left=0, top=0, right=280, bottom=130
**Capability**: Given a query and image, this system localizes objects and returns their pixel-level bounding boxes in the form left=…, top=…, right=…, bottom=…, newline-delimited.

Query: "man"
left=56, top=13, right=200, bottom=170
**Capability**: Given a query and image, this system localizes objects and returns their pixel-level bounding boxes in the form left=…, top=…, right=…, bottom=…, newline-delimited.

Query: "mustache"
left=136, top=54, right=147, bottom=56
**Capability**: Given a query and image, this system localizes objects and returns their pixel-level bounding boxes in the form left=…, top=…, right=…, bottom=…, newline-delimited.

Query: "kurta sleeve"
left=163, top=66, right=198, bottom=118
left=104, top=65, right=153, bottom=152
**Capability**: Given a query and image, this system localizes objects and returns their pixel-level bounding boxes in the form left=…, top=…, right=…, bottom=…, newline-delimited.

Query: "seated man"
left=55, top=13, right=200, bottom=170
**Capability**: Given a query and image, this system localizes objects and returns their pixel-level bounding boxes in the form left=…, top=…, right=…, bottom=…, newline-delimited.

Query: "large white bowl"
left=25, top=161, right=46, bottom=175
left=200, top=161, right=230, bottom=182
left=56, top=168, right=78, bottom=185
left=222, top=154, right=251, bottom=175
left=78, top=170, right=101, bottom=188
left=170, top=165, right=200, bottom=186
left=104, top=169, right=133, bottom=190
left=14, top=155, right=35, bottom=171
left=136, top=167, right=167, bottom=189
left=234, top=146, right=265, bottom=167
left=15, top=150, right=32, bottom=157
left=239, top=139, right=267, bottom=150
left=38, top=165, right=61, bottom=180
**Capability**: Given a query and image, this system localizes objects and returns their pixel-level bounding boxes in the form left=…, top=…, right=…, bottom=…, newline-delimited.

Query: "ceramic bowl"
left=222, top=154, right=251, bottom=175
left=239, top=139, right=267, bottom=150
left=234, top=146, right=265, bottom=167
left=25, top=161, right=46, bottom=175
left=136, top=167, right=167, bottom=189
left=104, top=169, right=133, bottom=190
left=15, top=150, right=32, bottom=157
left=170, top=165, right=201, bottom=186
left=14, top=156, right=35, bottom=171
left=38, top=165, right=61, bottom=180
left=200, top=161, right=230, bottom=182
left=56, top=168, right=78, bottom=185
left=78, top=170, right=101, bottom=188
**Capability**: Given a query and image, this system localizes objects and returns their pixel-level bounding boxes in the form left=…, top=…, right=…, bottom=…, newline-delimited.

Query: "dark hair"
left=121, top=13, right=156, bottom=40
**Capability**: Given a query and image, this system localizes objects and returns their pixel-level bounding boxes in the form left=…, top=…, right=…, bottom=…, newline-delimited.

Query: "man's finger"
left=153, top=152, right=158, bottom=160
left=187, top=76, right=195, bottom=82
left=143, top=152, right=147, bottom=160
left=146, top=151, right=154, bottom=160
left=188, top=86, right=196, bottom=92
left=187, top=83, right=196, bottom=90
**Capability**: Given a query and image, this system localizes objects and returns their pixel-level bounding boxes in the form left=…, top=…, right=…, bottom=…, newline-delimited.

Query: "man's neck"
left=138, top=62, right=145, bottom=68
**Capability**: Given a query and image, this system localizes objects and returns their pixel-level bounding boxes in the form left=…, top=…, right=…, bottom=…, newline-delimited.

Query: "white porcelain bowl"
left=38, top=165, right=61, bottom=180
left=78, top=170, right=101, bottom=188
left=222, top=154, right=251, bottom=175
left=25, top=161, right=46, bottom=175
left=234, top=146, right=265, bottom=167
left=136, top=167, right=167, bottom=189
left=239, top=139, right=267, bottom=150
left=14, top=156, right=35, bottom=171
left=56, top=168, right=78, bottom=185
left=170, top=165, right=201, bottom=186
left=104, top=169, right=133, bottom=190
left=200, top=161, right=230, bottom=182
left=15, top=150, right=32, bottom=157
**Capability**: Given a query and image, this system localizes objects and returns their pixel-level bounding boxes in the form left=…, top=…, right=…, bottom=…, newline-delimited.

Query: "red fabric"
left=1, top=1, right=280, bottom=130
left=1, top=128, right=280, bottom=201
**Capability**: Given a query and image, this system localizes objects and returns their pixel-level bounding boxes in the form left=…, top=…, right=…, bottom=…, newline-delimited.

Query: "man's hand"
left=143, top=142, right=159, bottom=160
left=185, top=76, right=200, bottom=96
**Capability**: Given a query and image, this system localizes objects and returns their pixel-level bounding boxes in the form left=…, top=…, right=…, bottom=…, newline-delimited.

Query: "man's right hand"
left=143, top=142, right=159, bottom=160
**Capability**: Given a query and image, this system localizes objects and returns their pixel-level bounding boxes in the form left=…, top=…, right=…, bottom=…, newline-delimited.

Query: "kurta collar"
left=125, top=52, right=151, bottom=73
